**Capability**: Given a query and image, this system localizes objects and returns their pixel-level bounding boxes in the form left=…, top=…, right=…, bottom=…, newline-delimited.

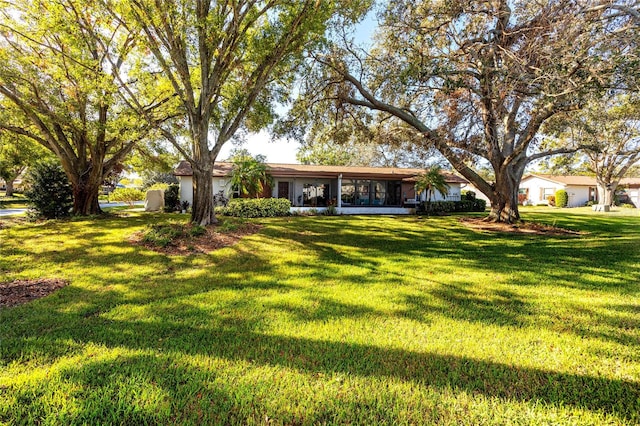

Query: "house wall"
left=178, top=176, right=463, bottom=212
left=564, top=185, right=591, bottom=207
left=178, top=176, right=193, bottom=206
left=520, top=177, right=565, bottom=205
left=520, top=177, right=594, bottom=207
left=623, top=186, right=640, bottom=207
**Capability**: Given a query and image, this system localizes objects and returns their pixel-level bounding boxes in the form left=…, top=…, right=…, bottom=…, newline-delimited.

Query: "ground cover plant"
left=0, top=209, right=639, bottom=424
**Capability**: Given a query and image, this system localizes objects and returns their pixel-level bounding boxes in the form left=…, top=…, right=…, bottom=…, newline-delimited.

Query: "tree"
left=228, top=150, right=272, bottom=198
left=299, top=0, right=634, bottom=222
left=0, top=1, right=154, bottom=215
left=415, top=166, right=449, bottom=217
left=121, top=0, right=368, bottom=225
left=0, top=130, right=47, bottom=196
left=543, top=95, right=640, bottom=205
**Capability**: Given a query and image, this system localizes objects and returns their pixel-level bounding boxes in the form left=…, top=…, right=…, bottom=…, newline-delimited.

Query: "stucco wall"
left=178, top=176, right=193, bottom=206
left=564, top=186, right=591, bottom=207
left=520, top=177, right=564, bottom=205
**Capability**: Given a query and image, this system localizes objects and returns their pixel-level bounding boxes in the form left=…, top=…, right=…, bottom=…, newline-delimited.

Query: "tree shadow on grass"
left=4, top=308, right=639, bottom=424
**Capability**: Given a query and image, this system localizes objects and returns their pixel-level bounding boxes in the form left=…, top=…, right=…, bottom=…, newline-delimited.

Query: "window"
left=341, top=179, right=402, bottom=206
left=541, top=187, right=555, bottom=201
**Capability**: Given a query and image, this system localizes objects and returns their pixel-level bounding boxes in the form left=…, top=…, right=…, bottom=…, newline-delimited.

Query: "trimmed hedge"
left=555, top=189, right=568, bottom=208
left=222, top=198, right=291, bottom=217
left=417, top=199, right=487, bottom=214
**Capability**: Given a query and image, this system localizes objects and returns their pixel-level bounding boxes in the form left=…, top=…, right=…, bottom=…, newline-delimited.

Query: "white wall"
left=520, top=177, right=564, bottom=205
left=178, top=176, right=193, bottom=206
left=565, top=185, right=591, bottom=207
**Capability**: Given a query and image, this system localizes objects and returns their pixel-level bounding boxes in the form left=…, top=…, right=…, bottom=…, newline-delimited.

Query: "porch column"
left=337, top=174, right=342, bottom=210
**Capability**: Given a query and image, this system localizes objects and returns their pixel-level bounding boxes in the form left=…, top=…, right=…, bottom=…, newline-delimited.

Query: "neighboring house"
left=174, top=161, right=468, bottom=214
left=519, top=174, right=640, bottom=207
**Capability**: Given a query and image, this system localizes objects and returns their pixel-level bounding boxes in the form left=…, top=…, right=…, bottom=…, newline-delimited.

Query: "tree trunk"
left=5, top=179, right=14, bottom=197
left=191, top=163, right=217, bottom=226
left=72, top=174, right=102, bottom=215
left=596, top=180, right=618, bottom=206
left=486, top=168, right=522, bottom=223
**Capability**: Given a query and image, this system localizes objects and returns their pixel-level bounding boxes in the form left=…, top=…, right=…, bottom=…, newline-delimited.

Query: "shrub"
left=324, top=204, right=338, bottom=216
left=555, top=189, right=568, bottom=208
left=24, top=161, right=73, bottom=219
left=221, top=198, right=291, bottom=217
left=462, top=190, right=476, bottom=201
left=585, top=200, right=595, bottom=207
left=417, top=198, right=486, bottom=214
left=164, top=184, right=180, bottom=212
left=546, top=195, right=556, bottom=207
left=109, top=188, right=145, bottom=206
left=146, top=183, right=170, bottom=192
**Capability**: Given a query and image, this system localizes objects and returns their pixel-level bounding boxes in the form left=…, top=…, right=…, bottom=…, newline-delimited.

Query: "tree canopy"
left=118, top=0, right=370, bottom=225
left=0, top=0, right=153, bottom=214
left=293, top=0, right=637, bottom=222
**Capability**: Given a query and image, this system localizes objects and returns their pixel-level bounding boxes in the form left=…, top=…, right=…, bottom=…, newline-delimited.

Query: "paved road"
left=0, top=202, right=143, bottom=217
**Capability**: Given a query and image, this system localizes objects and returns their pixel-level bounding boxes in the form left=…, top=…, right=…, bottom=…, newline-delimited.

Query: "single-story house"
left=174, top=161, right=468, bottom=214
left=519, top=174, right=640, bottom=207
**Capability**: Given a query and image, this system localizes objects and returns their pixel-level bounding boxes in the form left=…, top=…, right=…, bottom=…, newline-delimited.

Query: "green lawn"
left=1, top=210, right=639, bottom=425
left=0, top=193, right=28, bottom=210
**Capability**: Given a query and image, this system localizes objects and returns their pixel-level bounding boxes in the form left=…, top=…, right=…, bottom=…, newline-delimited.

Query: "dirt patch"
left=129, top=222, right=263, bottom=255
left=0, top=278, right=69, bottom=308
left=459, top=217, right=583, bottom=236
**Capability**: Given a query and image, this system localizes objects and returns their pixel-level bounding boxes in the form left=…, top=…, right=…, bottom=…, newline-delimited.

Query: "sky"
left=221, top=12, right=378, bottom=164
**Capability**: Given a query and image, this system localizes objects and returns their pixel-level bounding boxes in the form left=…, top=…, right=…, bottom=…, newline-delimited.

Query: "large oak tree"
left=0, top=0, right=154, bottom=215
left=121, top=0, right=369, bottom=225
left=301, top=0, right=635, bottom=222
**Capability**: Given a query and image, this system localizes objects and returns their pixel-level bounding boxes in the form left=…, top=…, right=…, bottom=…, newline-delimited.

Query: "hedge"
left=417, top=199, right=487, bottom=214
left=555, top=189, right=568, bottom=208
left=221, top=198, right=291, bottom=217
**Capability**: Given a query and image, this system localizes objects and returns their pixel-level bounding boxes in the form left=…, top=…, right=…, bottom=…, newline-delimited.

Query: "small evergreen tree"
left=555, top=189, right=568, bottom=208
left=24, top=161, right=73, bottom=219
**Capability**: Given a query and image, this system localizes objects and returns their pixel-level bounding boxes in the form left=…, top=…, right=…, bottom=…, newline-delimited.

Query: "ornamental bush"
left=24, top=161, right=73, bottom=219
left=417, top=199, right=486, bottom=214
left=222, top=198, right=291, bottom=217
left=555, top=189, right=568, bottom=208
left=110, top=188, right=145, bottom=206
left=164, top=184, right=180, bottom=212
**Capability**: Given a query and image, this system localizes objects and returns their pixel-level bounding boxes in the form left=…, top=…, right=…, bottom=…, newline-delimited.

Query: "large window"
left=341, top=179, right=402, bottom=206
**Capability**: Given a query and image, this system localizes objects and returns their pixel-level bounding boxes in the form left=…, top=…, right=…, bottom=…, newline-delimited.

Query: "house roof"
left=522, top=174, right=597, bottom=186
left=174, top=160, right=468, bottom=184
left=523, top=173, right=640, bottom=187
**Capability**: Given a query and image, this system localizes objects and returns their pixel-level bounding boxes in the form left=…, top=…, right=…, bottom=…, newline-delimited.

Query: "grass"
left=0, top=193, right=28, bottom=210
left=1, top=209, right=639, bottom=425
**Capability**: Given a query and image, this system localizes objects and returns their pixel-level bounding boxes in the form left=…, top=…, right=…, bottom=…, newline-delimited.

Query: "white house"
left=174, top=161, right=468, bottom=215
left=519, top=174, right=640, bottom=207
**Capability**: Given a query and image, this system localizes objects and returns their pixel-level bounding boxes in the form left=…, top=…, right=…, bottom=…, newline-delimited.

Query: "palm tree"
left=229, top=151, right=273, bottom=198
left=415, top=166, right=449, bottom=217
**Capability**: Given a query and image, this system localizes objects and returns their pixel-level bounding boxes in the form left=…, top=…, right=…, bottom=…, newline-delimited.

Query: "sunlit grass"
left=1, top=211, right=639, bottom=425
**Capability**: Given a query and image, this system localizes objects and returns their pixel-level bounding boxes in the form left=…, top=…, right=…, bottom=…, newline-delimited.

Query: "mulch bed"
left=0, top=278, right=69, bottom=308
left=458, top=217, right=583, bottom=236
left=129, top=223, right=263, bottom=255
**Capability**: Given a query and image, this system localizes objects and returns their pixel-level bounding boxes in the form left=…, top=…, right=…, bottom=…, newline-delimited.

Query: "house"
left=519, top=174, right=640, bottom=207
left=174, top=161, right=468, bottom=214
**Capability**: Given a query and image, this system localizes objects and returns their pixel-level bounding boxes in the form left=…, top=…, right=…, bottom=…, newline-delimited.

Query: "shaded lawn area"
left=0, top=210, right=639, bottom=425
left=0, top=193, right=28, bottom=210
